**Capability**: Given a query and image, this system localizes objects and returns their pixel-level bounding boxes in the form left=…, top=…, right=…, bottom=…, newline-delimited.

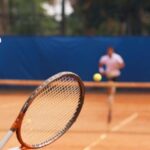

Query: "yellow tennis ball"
left=93, top=73, right=102, bottom=81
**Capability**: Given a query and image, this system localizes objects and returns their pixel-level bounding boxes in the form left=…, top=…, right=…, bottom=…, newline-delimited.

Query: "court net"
left=0, top=79, right=150, bottom=88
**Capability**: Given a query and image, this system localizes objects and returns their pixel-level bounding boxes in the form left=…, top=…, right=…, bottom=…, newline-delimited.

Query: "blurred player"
left=99, top=47, right=125, bottom=81
left=99, top=47, right=125, bottom=123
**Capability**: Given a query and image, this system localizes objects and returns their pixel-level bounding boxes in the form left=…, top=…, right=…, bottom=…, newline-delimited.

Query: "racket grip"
left=0, top=130, right=14, bottom=149
left=8, top=147, right=20, bottom=150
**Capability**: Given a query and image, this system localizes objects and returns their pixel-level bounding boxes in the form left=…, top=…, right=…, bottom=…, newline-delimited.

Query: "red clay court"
left=0, top=81, right=150, bottom=150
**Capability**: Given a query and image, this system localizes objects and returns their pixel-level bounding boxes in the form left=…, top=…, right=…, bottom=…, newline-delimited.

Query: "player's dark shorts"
left=108, top=77, right=118, bottom=81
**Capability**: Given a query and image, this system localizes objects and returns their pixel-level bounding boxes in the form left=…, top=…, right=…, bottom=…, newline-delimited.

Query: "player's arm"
left=117, top=55, right=125, bottom=69
left=99, top=57, right=106, bottom=76
left=118, top=61, right=125, bottom=69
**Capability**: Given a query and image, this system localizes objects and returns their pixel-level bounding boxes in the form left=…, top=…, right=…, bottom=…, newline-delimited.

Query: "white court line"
left=83, top=113, right=138, bottom=150
left=111, top=113, right=138, bottom=132
left=83, top=133, right=107, bottom=150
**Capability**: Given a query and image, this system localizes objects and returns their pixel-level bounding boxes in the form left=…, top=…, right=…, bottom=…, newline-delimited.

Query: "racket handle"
left=0, top=130, right=14, bottom=149
left=8, top=147, right=20, bottom=150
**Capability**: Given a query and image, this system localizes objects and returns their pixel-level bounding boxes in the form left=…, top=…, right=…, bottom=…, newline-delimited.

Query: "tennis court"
left=0, top=1, right=150, bottom=149
left=0, top=82, right=150, bottom=150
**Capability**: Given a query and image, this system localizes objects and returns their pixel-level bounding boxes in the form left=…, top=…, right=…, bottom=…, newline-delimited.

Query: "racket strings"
left=20, top=76, right=81, bottom=147
left=29, top=78, right=77, bottom=111
left=37, top=78, right=76, bottom=101
left=22, top=89, right=77, bottom=143
left=31, top=78, right=79, bottom=115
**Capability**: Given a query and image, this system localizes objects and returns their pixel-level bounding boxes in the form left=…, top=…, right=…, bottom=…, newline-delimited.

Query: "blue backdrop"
left=0, top=36, right=149, bottom=81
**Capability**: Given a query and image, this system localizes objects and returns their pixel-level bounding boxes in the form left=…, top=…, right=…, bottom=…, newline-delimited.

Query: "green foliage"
left=68, top=0, right=150, bottom=35
left=8, top=0, right=59, bottom=35
left=1, top=0, right=150, bottom=35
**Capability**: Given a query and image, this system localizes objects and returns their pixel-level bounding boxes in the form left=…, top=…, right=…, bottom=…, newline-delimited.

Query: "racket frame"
left=0, top=72, right=84, bottom=149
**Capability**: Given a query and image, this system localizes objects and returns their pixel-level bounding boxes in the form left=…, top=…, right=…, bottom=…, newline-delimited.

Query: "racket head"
left=14, top=72, right=84, bottom=149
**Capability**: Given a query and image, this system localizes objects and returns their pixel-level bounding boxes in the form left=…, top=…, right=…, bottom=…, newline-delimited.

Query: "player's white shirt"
left=99, top=53, right=124, bottom=78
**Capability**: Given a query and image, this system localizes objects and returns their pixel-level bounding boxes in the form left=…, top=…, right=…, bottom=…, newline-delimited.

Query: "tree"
left=1, top=0, right=59, bottom=35
left=0, top=0, right=9, bottom=34
left=0, top=0, right=150, bottom=35
left=69, top=0, right=150, bottom=35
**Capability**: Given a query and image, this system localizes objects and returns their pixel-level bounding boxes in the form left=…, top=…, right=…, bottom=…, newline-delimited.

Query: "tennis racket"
left=0, top=72, right=85, bottom=149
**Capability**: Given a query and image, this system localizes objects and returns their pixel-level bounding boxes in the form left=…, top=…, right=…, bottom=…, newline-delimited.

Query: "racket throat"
left=11, top=113, right=24, bottom=131
left=0, top=113, right=24, bottom=149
